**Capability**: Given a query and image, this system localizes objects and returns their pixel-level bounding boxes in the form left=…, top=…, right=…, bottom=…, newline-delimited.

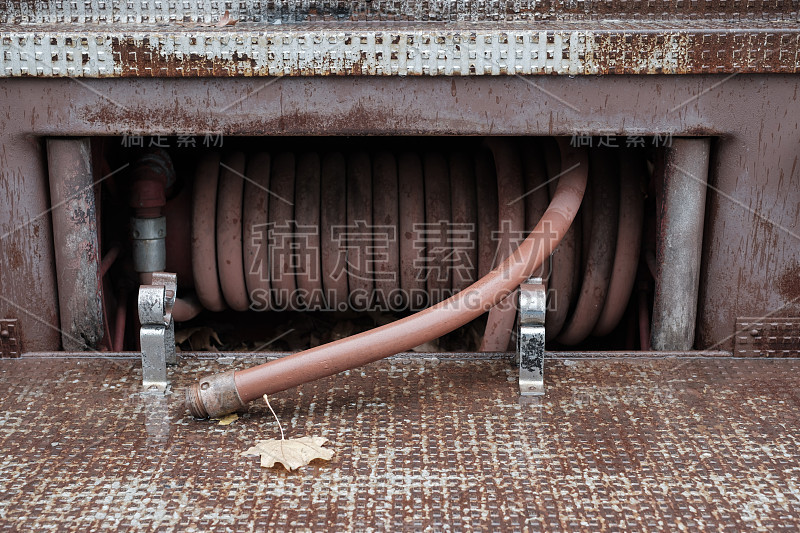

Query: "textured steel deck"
left=1, top=357, right=799, bottom=530
left=2, top=21, right=799, bottom=77
left=3, top=0, right=798, bottom=24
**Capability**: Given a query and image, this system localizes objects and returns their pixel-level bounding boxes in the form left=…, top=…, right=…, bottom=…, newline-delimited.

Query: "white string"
left=263, top=394, right=285, bottom=441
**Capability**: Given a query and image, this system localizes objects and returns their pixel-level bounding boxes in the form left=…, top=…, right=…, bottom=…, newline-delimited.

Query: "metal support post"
left=651, top=138, right=710, bottom=351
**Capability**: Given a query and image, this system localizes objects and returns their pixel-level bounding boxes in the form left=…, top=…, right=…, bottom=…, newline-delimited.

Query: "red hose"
left=556, top=148, right=619, bottom=345
left=638, top=286, right=651, bottom=351
left=192, top=152, right=227, bottom=312
left=479, top=138, right=525, bottom=352
left=593, top=151, right=646, bottom=336
left=113, top=288, right=127, bottom=353
left=99, top=245, right=121, bottom=278
left=186, top=139, right=588, bottom=418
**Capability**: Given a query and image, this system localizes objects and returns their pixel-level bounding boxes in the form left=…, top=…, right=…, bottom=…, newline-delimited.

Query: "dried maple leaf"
left=243, top=436, right=334, bottom=471
left=411, top=339, right=441, bottom=353
left=175, top=326, right=222, bottom=351
left=216, top=10, right=238, bottom=27
left=215, top=413, right=238, bottom=426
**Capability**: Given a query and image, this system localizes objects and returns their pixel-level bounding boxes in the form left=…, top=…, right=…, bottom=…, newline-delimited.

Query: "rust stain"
left=778, top=262, right=800, bottom=301
left=7, top=241, right=23, bottom=270
left=51, top=28, right=792, bottom=78
left=81, top=99, right=410, bottom=136
left=112, top=38, right=257, bottom=77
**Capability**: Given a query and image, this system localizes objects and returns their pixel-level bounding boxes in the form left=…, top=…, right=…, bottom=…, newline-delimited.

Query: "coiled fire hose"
left=186, top=138, right=588, bottom=418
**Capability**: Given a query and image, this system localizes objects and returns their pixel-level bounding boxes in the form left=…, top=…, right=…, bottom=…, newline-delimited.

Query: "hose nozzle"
left=185, top=370, right=246, bottom=418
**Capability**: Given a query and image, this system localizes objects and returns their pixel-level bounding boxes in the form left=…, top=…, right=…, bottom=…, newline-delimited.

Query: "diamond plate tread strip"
left=1, top=357, right=799, bottom=530
left=2, top=0, right=798, bottom=24
left=735, top=317, right=800, bottom=357
left=1, top=22, right=799, bottom=77
left=0, top=319, right=21, bottom=358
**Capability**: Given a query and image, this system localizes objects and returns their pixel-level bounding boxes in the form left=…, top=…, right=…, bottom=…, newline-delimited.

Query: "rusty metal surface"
left=1, top=75, right=799, bottom=352
left=1, top=21, right=799, bottom=77
left=734, top=317, right=800, bottom=357
left=1, top=356, right=800, bottom=530
left=0, top=132, right=60, bottom=352
left=2, top=0, right=797, bottom=24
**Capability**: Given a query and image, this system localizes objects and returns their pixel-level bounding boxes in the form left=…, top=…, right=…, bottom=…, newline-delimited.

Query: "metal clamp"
left=518, top=277, right=546, bottom=396
left=150, top=272, right=177, bottom=366
left=138, top=272, right=177, bottom=392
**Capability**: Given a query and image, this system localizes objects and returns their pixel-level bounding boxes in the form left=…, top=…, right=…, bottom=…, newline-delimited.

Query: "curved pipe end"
left=185, top=382, right=208, bottom=418
left=185, top=370, right=246, bottom=419
left=173, top=294, right=204, bottom=323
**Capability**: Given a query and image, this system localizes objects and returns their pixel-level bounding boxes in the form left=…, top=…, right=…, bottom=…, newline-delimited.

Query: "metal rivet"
left=201, top=382, right=210, bottom=390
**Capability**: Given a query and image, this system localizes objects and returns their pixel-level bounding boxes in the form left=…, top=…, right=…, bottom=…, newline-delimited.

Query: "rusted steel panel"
left=0, top=135, right=60, bottom=352
left=697, top=125, right=800, bottom=352
left=1, top=357, right=800, bottom=529
left=0, top=76, right=799, bottom=350
left=1, top=0, right=797, bottom=24
left=0, top=23, right=799, bottom=77
left=46, top=138, right=104, bottom=351
left=0, top=75, right=788, bottom=138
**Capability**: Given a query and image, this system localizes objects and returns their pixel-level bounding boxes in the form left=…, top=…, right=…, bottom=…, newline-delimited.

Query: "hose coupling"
left=186, top=370, right=246, bottom=419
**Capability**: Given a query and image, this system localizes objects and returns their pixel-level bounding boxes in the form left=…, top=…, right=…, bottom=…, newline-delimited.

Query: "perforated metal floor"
left=1, top=356, right=799, bottom=531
